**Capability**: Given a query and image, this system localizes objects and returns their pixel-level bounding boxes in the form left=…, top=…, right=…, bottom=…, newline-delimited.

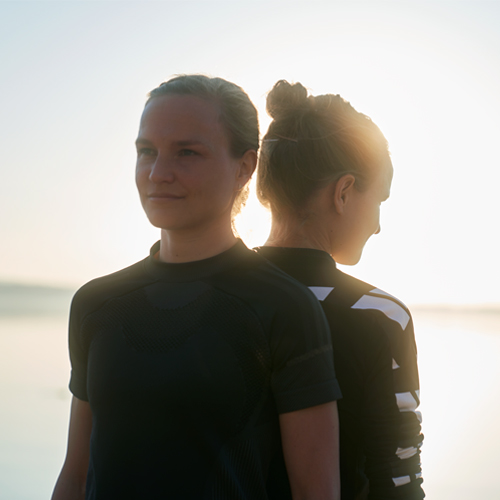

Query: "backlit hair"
left=257, top=80, right=390, bottom=215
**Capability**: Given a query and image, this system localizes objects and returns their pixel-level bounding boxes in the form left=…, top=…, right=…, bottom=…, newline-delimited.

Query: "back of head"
left=257, top=80, right=390, bottom=215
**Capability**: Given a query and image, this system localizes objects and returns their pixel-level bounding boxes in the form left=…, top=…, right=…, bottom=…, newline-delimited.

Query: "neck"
left=158, top=217, right=237, bottom=263
left=265, top=216, right=333, bottom=254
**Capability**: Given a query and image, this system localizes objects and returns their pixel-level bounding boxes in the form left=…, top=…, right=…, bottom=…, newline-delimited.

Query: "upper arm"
left=269, top=286, right=342, bottom=414
left=65, top=396, right=92, bottom=475
left=362, top=315, right=424, bottom=498
left=279, top=401, right=340, bottom=500
left=263, top=278, right=342, bottom=498
left=51, top=396, right=92, bottom=500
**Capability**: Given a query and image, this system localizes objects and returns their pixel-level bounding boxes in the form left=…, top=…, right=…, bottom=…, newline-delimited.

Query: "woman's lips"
left=147, top=193, right=184, bottom=200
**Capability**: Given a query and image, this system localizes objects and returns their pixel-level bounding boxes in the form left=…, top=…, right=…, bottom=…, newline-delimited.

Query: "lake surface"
left=0, top=286, right=499, bottom=499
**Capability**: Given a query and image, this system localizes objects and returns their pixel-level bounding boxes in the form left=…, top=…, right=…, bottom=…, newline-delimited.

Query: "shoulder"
left=324, top=270, right=412, bottom=332
left=238, top=249, right=322, bottom=309
left=215, top=249, right=328, bottom=335
left=70, top=257, right=150, bottom=318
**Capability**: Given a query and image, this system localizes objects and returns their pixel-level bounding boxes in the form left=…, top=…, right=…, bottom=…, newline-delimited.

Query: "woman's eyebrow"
left=175, top=139, right=209, bottom=148
left=135, top=138, right=210, bottom=148
left=135, top=138, right=154, bottom=147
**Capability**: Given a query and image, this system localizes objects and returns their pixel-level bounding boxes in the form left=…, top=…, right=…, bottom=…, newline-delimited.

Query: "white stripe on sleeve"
left=352, top=295, right=410, bottom=329
left=370, top=288, right=408, bottom=308
left=308, top=286, right=334, bottom=301
left=396, top=446, right=418, bottom=460
left=396, top=392, right=418, bottom=412
left=393, top=475, right=411, bottom=487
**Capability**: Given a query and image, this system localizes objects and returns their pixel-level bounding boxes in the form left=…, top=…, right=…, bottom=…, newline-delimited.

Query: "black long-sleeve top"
left=256, top=246, right=424, bottom=500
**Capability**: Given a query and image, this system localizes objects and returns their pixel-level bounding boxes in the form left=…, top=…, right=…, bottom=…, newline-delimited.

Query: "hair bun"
left=266, top=80, right=309, bottom=120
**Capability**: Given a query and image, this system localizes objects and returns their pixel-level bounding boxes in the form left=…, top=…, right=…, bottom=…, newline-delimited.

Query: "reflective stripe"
left=396, top=446, right=418, bottom=459
left=308, top=286, right=334, bottom=301
left=393, top=475, right=411, bottom=487
left=352, top=295, right=410, bottom=329
left=396, top=394, right=422, bottom=421
left=370, top=288, right=408, bottom=309
left=396, top=392, right=418, bottom=412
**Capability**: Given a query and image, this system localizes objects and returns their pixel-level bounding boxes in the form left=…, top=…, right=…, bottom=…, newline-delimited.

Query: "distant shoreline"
left=0, top=282, right=76, bottom=293
left=410, top=303, right=500, bottom=314
left=1, top=281, right=499, bottom=315
left=0, top=282, right=75, bottom=317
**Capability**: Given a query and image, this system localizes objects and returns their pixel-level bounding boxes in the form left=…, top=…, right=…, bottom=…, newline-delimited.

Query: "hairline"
left=147, top=92, right=250, bottom=159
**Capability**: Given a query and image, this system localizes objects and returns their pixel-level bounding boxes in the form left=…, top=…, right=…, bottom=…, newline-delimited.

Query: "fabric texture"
left=68, top=240, right=341, bottom=499
left=256, top=246, right=425, bottom=500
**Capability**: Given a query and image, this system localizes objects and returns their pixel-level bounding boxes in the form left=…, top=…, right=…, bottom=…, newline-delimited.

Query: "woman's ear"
left=236, top=149, right=257, bottom=187
left=332, top=174, right=356, bottom=215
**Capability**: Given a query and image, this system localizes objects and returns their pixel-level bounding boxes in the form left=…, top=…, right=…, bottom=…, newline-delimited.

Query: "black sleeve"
left=362, top=313, right=424, bottom=500
left=68, top=288, right=90, bottom=401
left=269, top=287, right=342, bottom=414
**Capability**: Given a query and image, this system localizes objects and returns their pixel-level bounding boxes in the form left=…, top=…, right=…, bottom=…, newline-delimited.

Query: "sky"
left=1, top=0, right=499, bottom=305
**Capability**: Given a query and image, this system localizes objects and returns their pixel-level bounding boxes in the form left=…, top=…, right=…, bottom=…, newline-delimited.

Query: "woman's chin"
left=146, top=216, right=182, bottom=231
left=334, top=251, right=362, bottom=266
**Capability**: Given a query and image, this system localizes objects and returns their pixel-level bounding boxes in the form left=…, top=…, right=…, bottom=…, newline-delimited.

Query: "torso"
left=255, top=246, right=424, bottom=500
left=69, top=241, right=340, bottom=499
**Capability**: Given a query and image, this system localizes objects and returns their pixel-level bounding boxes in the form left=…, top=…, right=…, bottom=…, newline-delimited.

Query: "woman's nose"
left=149, top=156, right=175, bottom=183
left=375, top=224, right=381, bottom=235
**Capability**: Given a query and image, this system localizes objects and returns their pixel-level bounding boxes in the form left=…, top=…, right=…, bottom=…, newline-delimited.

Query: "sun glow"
left=234, top=179, right=271, bottom=249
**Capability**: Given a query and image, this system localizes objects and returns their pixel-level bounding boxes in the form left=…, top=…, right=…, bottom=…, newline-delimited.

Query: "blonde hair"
left=257, top=80, right=390, bottom=215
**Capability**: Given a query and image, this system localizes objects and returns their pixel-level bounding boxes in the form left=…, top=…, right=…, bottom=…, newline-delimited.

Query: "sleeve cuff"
left=275, top=378, right=342, bottom=414
left=69, top=373, right=89, bottom=402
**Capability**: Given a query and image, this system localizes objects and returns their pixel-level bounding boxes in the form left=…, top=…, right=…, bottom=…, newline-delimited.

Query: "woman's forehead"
left=139, top=94, right=225, bottom=143
left=142, top=94, right=220, bottom=123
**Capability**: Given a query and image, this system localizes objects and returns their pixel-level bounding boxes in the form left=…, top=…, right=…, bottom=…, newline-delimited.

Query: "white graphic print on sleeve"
left=308, top=286, right=334, bottom=301
left=351, top=290, right=410, bottom=330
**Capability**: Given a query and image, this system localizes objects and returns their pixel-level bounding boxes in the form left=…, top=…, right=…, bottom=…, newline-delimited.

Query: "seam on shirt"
left=286, top=344, right=333, bottom=367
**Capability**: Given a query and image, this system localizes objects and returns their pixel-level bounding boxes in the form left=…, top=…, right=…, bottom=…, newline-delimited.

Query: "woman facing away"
left=51, top=75, right=343, bottom=500
left=255, top=80, right=425, bottom=500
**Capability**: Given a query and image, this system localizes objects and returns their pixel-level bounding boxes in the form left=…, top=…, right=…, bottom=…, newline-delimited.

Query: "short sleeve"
left=68, top=290, right=89, bottom=401
left=269, top=288, right=342, bottom=413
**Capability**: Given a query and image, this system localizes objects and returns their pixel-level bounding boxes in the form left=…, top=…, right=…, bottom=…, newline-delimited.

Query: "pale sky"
left=1, top=0, right=499, bottom=305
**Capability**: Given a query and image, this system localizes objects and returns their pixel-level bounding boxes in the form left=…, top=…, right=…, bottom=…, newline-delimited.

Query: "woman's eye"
left=137, top=148, right=156, bottom=157
left=179, top=149, right=197, bottom=157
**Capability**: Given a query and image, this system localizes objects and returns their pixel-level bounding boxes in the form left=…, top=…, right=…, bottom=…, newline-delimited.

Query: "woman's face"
left=135, top=94, right=243, bottom=233
left=333, top=161, right=393, bottom=265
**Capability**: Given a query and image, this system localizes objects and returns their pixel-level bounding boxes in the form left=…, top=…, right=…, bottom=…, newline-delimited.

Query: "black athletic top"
left=256, top=247, right=424, bottom=500
left=68, top=240, right=342, bottom=500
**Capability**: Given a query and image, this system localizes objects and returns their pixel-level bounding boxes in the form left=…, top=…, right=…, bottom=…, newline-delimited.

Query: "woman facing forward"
left=256, top=81, right=424, bottom=500
left=51, top=75, right=342, bottom=500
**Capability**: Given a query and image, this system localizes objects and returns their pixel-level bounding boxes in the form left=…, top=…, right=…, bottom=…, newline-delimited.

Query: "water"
left=0, top=287, right=499, bottom=499
left=413, top=307, right=500, bottom=499
left=0, top=315, right=71, bottom=500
